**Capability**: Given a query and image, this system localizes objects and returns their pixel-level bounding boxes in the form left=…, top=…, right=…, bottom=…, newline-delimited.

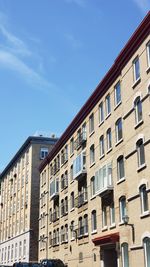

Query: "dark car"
left=40, top=259, right=66, bottom=267
left=13, top=262, right=40, bottom=267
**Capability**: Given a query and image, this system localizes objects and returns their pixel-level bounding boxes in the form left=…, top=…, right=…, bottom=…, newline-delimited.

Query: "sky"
left=0, top=0, right=149, bottom=172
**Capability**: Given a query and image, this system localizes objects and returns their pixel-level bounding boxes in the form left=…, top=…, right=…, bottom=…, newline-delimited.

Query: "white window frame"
left=114, top=81, right=121, bottom=106
left=116, top=118, right=123, bottom=143
left=40, top=148, right=48, bottom=160
left=106, top=128, right=112, bottom=151
left=90, top=144, right=95, bottom=165
left=146, top=41, right=150, bottom=68
left=91, top=210, right=97, bottom=232
left=121, top=243, right=129, bottom=267
left=102, top=205, right=107, bottom=228
left=140, top=184, right=149, bottom=214
left=105, top=94, right=111, bottom=117
left=136, top=139, right=145, bottom=167
left=134, top=96, right=143, bottom=125
left=143, top=237, right=150, bottom=267
left=89, top=113, right=94, bottom=134
left=99, top=135, right=104, bottom=157
left=119, top=196, right=126, bottom=223
left=133, top=56, right=140, bottom=82
left=110, top=202, right=115, bottom=226
left=99, top=102, right=104, bottom=124
left=117, top=155, right=125, bottom=181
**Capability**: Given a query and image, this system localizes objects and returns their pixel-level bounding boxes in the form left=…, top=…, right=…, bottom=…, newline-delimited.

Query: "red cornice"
left=92, top=232, right=119, bottom=246
left=39, top=11, right=150, bottom=173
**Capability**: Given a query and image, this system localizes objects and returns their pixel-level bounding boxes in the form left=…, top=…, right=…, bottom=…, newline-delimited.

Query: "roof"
left=0, top=136, right=58, bottom=179
left=39, top=11, right=150, bottom=173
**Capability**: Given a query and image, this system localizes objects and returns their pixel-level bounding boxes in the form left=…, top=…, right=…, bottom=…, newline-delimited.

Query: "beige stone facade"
left=39, top=13, right=150, bottom=267
left=0, top=136, right=58, bottom=265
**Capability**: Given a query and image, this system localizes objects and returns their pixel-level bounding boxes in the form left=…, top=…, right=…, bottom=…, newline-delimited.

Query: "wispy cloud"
left=64, top=33, right=83, bottom=49
left=0, top=12, right=54, bottom=91
left=64, top=0, right=86, bottom=7
left=0, top=50, right=53, bottom=91
left=132, top=0, right=150, bottom=13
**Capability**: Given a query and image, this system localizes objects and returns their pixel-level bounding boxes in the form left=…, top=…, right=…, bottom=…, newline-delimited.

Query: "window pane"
left=144, top=238, right=150, bottom=267
left=122, top=243, right=129, bottom=267
left=115, top=82, right=121, bottom=105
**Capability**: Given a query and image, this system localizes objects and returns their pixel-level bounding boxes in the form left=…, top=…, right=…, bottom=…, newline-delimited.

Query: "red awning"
left=92, top=232, right=119, bottom=246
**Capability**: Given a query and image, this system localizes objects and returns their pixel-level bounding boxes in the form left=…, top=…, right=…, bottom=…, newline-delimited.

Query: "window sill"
left=134, top=120, right=144, bottom=129
left=70, top=207, right=75, bottom=212
left=70, top=179, right=74, bottom=184
left=137, top=163, right=146, bottom=172
left=109, top=224, right=116, bottom=229
left=71, top=237, right=75, bottom=241
left=99, top=154, right=105, bottom=160
left=115, top=138, right=123, bottom=147
left=105, top=113, right=111, bottom=120
left=106, top=148, right=112, bottom=154
left=90, top=162, right=95, bottom=168
left=119, top=222, right=125, bottom=226
left=89, top=131, right=95, bottom=138
left=140, top=211, right=150, bottom=219
left=91, top=230, right=97, bottom=235
left=146, top=66, right=150, bottom=74
left=98, top=120, right=104, bottom=127
left=114, top=101, right=122, bottom=111
left=70, top=153, right=74, bottom=158
left=102, top=226, right=108, bottom=232
left=117, top=177, right=126, bottom=185
left=90, top=195, right=97, bottom=200
left=132, top=77, right=141, bottom=89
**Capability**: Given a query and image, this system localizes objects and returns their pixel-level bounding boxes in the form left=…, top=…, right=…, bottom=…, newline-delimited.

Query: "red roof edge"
left=39, top=11, right=150, bottom=173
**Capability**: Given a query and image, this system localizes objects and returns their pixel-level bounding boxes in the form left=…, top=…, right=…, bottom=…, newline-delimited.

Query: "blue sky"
left=0, top=0, right=149, bottom=171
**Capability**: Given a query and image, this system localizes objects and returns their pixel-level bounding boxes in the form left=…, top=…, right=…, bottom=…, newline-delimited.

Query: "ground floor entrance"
left=102, top=246, right=118, bottom=267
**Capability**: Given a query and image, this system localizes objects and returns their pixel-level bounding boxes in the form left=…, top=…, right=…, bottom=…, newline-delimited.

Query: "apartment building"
left=0, top=136, right=58, bottom=265
left=38, top=13, right=150, bottom=267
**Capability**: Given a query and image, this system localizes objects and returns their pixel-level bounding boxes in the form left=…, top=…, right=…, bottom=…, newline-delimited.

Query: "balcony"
left=73, top=152, right=86, bottom=180
left=75, top=190, right=88, bottom=208
left=50, top=179, right=59, bottom=200
left=74, top=131, right=87, bottom=150
left=94, top=163, right=113, bottom=197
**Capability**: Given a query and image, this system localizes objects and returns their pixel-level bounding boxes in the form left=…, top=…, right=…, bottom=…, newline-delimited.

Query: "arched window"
left=143, top=237, right=150, bottom=267
left=115, top=118, right=123, bottom=143
left=84, top=214, right=88, bottom=234
left=78, top=217, right=83, bottom=236
left=140, top=185, right=149, bottom=214
left=99, top=135, right=105, bottom=157
left=121, top=243, right=129, bottom=267
left=106, top=128, right=112, bottom=151
left=117, top=155, right=125, bottom=180
left=91, top=210, right=97, bottom=232
left=70, top=191, right=74, bottom=210
left=91, top=176, right=96, bottom=197
left=134, top=96, right=142, bottom=124
left=119, top=196, right=126, bottom=223
left=79, top=252, right=83, bottom=263
left=70, top=220, right=75, bottom=239
left=136, top=139, right=145, bottom=167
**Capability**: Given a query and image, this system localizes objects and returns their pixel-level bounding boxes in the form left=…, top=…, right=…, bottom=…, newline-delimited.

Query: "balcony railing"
left=74, top=132, right=87, bottom=150
left=52, top=210, right=60, bottom=222
left=75, top=190, right=88, bottom=208
left=78, top=225, right=88, bottom=238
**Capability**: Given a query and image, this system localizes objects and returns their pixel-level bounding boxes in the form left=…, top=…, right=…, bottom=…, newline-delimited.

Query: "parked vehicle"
left=13, top=262, right=40, bottom=267
left=40, top=259, right=66, bottom=267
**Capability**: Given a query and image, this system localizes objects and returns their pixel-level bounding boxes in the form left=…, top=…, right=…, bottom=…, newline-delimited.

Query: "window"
left=70, top=164, right=73, bottom=182
left=78, top=217, right=83, bottom=236
left=117, top=156, right=125, bottom=180
left=91, top=210, right=97, bottom=232
left=89, top=113, right=94, bottom=134
left=133, top=56, right=140, bottom=82
left=134, top=96, right=143, bottom=124
left=116, top=118, right=123, bottom=143
left=119, top=196, right=126, bottom=223
left=65, top=196, right=68, bottom=214
left=110, top=202, right=115, bottom=225
left=115, top=81, right=121, bottom=106
left=146, top=41, right=150, bottom=68
left=136, top=139, right=145, bottom=167
left=121, top=243, right=129, bottom=267
left=79, top=252, right=83, bottom=263
left=91, top=176, right=96, bottom=197
left=84, top=214, right=88, bottom=234
left=106, top=128, right=112, bottom=151
left=73, top=152, right=86, bottom=179
left=23, top=239, right=26, bottom=258
left=19, top=241, right=22, bottom=258
left=70, top=138, right=74, bottom=155
left=99, top=102, right=104, bottom=124
left=99, top=135, right=105, bottom=157
left=70, top=221, right=75, bottom=239
left=140, top=185, right=149, bottom=214
left=105, top=94, right=111, bottom=116
left=102, top=205, right=107, bottom=228
left=40, top=148, right=48, bottom=160
left=15, top=243, right=17, bottom=260
left=143, top=237, right=150, bottom=267
left=61, top=174, right=65, bottom=190
left=70, top=192, right=75, bottom=210
left=90, top=144, right=95, bottom=165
